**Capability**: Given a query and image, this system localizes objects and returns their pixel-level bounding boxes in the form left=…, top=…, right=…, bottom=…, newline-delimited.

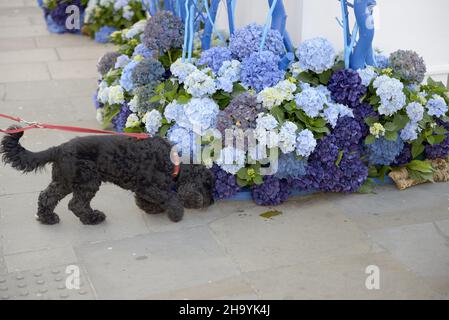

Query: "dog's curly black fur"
left=0, top=126, right=215, bottom=225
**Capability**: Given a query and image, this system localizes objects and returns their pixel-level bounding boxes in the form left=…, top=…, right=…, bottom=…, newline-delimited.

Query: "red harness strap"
left=0, top=113, right=181, bottom=177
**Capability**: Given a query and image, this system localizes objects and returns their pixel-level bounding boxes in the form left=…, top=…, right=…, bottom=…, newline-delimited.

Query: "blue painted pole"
left=226, top=0, right=235, bottom=35
left=260, top=0, right=278, bottom=51
left=164, top=0, right=174, bottom=13
left=268, top=0, right=293, bottom=53
left=202, top=0, right=221, bottom=50
left=182, top=0, right=190, bottom=61
left=188, top=3, right=195, bottom=61
left=351, top=0, right=376, bottom=69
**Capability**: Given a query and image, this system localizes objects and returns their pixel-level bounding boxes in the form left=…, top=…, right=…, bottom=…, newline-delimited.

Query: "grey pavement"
left=0, top=0, right=449, bottom=300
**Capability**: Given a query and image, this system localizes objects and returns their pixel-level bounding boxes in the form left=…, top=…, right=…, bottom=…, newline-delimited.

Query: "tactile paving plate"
left=0, top=265, right=95, bottom=300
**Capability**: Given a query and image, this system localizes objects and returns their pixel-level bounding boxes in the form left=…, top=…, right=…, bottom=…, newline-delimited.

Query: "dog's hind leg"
left=37, top=181, right=71, bottom=225
left=67, top=160, right=105, bottom=225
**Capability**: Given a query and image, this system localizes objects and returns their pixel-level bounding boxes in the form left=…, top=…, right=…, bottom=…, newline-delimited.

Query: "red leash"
left=0, top=113, right=150, bottom=139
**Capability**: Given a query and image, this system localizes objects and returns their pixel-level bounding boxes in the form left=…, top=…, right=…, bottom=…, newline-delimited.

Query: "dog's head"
left=176, top=164, right=215, bottom=209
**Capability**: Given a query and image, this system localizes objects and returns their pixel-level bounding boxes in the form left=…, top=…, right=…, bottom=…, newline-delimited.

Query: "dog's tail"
left=0, top=126, right=58, bottom=173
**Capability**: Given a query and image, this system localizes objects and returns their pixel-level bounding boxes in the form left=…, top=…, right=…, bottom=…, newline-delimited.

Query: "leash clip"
left=20, top=119, right=44, bottom=128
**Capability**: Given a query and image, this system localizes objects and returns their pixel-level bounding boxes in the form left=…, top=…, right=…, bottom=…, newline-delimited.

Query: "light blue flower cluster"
left=95, top=26, right=117, bottom=43
left=184, top=69, right=217, bottom=97
left=241, top=51, right=285, bottom=93
left=375, top=54, right=390, bottom=69
left=296, top=37, right=336, bottom=73
left=275, top=153, right=307, bottom=179
left=229, top=23, right=285, bottom=61
left=133, top=44, right=153, bottom=59
left=400, top=122, right=421, bottom=142
left=296, top=129, right=317, bottom=158
left=406, top=102, right=424, bottom=123
left=197, top=47, right=232, bottom=73
left=295, top=85, right=331, bottom=118
left=322, top=103, right=354, bottom=128
left=373, top=75, right=406, bottom=116
left=143, top=109, right=162, bottom=135
left=216, top=60, right=241, bottom=93
left=357, top=67, right=378, bottom=86
left=216, top=146, right=246, bottom=175
left=366, top=137, right=404, bottom=166
left=426, top=95, right=448, bottom=118
left=115, top=54, right=131, bottom=69
left=167, top=125, right=199, bottom=159
left=119, top=60, right=139, bottom=92
left=278, top=121, right=298, bottom=154
left=170, top=59, right=197, bottom=83
left=165, top=98, right=219, bottom=135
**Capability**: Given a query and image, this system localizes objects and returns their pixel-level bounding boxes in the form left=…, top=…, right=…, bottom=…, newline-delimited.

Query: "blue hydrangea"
left=375, top=54, right=390, bottom=69
left=170, top=59, right=197, bottom=83
left=132, top=44, right=153, bottom=59
left=216, top=60, right=241, bottom=93
left=241, top=51, right=285, bottom=93
left=184, top=69, right=217, bottom=97
left=184, top=98, right=220, bottom=134
left=426, top=95, right=448, bottom=118
left=296, top=129, right=317, bottom=158
left=229, top=23, right=285, bottom=61
left=373, top=75, right=406, bottom=116
left=400, top=122, right=420, bottom=142
left=164, top=100, right=191, bottom=129
left=275, top=153, right=307, bottom=179
left=115, top=54, right=131, bottom=69
left=119, top=60, right=139, bottom=92
left=278, top=121, right=298, bottom=154
left=45, top=15, right=66, bottom=33
left=167, top=125, right=200, bottom=160
left=197, top=47, right=232, bottom=73
left=296, top=37, right=336, bottom=73
left=357, top=67, right=378, bottom=86
left=295, top=85, right=330, bottom=118
left=143, top=109, right=162, bottom=135
left=322, top=103, right=354, bottom=128
left=131, top=58, right=165, bottom=88
left=215, top=146, right=246, bottom=175
left=95, top=26, right=117, bottom=43
left=406, top=102, right=424, bottom=123
left=365, top=137, right=405, bottom=166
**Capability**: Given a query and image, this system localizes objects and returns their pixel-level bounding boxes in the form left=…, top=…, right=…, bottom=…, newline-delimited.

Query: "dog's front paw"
left=167, top=207, right=184, bottom=223
left=79, top=210, right=106, bottom=225
left=37, top=213, right=60, bottom=225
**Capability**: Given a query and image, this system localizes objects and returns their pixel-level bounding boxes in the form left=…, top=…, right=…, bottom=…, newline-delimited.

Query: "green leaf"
left=383, top=122, right=397, bottom=132
left=177, top=95, right=191, bottom=104
left=260, top=210, right=282, bottom=219
left=358, top=178, right=376, bottom=194
left=253, top=175, right=264, bottom=185
left=297, top=71, right=319, bottom=86
left=335, top=150, right=344, bottom=167
left=411, top=142, right=425, bottom=158
left=270, top=106, right=285, bottom=124
left=365, top=135, right=376, bottom=145
left=385, top=130, right=398, bottom=142
left=236, top=177, right=248, bottom=188
left=406, top=160, right=433, bottom=173
left=148, top=95, right=162, bottom=103
left=392, top=114, right=409, bottom=130
left=318, top=69, right=332, bottom=85
left=364, top=117, right=378, bottom=126
left=237, top=168, right=248, bottom=180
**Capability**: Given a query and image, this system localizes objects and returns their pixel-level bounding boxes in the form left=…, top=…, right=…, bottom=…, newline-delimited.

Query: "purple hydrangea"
left=133, top=44, right=154, bottom=59
left=97, top=51, right=120, bottom=75
left=389, top=50, right=426, bottom=84
left=45, top=0, right=84, bottom=31
left=95, top=26, right=117, bottom=43
left=392, top=144, right=412, bottom=166
left=251, top=175, right=290, bottom=206
left=425, top=136, right=449, bottom=159
left=142, top=11, right=184, bottom=52
left=352, top=102, right=378, bottom=136
left=275, top=153, right=307, bottom=180
left=112, top=104, right=132, bottom=132
left=197, top=47, right=232, bottom=73
left=211, top=165, right=241, bottom=200
left=131, top=58, right=165, bottom=88
left=241, top=51, right=285, bottom=92
left=216, top=93, right=264, bottom=135
left=229, top=23, right=285, bottom=61
left=328, top=69, right=367, bottom=108
left=365, top=137, right=405, bottom=166
left=45, top=15, right=66, bottom=33
left=332, top=116, right=364, bottom=150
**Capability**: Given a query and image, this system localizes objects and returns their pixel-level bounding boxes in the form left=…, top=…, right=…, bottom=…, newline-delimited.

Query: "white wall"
left=217, top=0, right=449, bottom=83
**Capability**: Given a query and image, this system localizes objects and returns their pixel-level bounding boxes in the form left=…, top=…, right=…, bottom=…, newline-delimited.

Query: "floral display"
left=41, top=0, right=87, bottom=33
left=92, top=10, right=449, bottom=206
left=83, top=0, right=147, bottom=43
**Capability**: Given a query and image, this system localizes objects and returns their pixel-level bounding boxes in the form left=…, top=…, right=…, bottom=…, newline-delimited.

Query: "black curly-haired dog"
left=0, top=126, right=215, bottom=225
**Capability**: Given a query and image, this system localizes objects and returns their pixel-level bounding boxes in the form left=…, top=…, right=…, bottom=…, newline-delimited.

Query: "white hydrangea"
left=143, top=110, right=162, bottom=135
left=257, top=80, right=297, bottom=110
left=278, top=121, right=298, bottom=154
left=125, top=20, right=147, bottom=39
left=125, top=113, right=141, bottom=128
left=170, top=58, right=198, bottom=83
left=108, top=85, right=125, bottom=105
left=184, top=69, right=217, bottom=97
left=216, top=146, right=246, bottom=175
left=97, top=81, right=110, bottom=104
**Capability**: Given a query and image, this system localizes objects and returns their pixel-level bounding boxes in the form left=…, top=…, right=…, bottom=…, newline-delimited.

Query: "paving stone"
left=0, top=48, right=58, bottom=64
left=4, top=79, right=98, bottom=100
left=244, top=252, right=441, bottom=299
left=209, top=195, right=377, bottom=273
left=0, top=246, right=7, bottom=275
left=0, top=25, right=48, bottom=39
left=0, top=188, right=150, bottom=255
left=0, top=0, right=25, bottom=8
left=144, top=275, right=258, bottom=300
left=5, top=246, right=78, bottom=272
left=369, top=220, right=449, bottom=295
left=0, top=37, right=36, bottom=51
left=0, top=6, right=41, bottom=18
left=57, top=45, right=117, bottom=61
left=0, top=264, right=95, bottom=300
left=329, top=183, right=449, bottom=231
left=0, top=16, right=32, bottom=27
left=0, top=84, right=5, bottom=100
left=0, top=63, right=50, bottom=83
left=75, top=226, right=241, bottom=299
left=47, top=60, right=99, bottom=79
left=35, top=34, right=101, bottom=48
